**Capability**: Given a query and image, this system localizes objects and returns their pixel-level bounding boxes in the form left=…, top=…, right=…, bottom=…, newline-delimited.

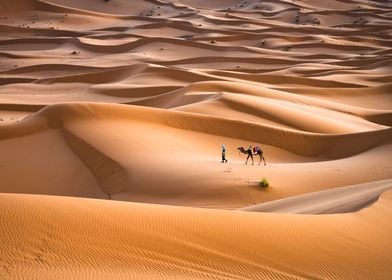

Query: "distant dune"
left=0, top=0, right=391, bottom=279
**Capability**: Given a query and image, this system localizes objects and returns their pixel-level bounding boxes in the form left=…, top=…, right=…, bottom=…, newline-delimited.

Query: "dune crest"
left=241, top=179, right=392, bottom=214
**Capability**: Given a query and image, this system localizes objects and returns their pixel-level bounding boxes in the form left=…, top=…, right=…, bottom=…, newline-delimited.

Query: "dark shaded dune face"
left=175, top=0, right=240, bottom=9
left=38, top=0, right=155, bottom=14
left=0, top=0, right=35, bottom=14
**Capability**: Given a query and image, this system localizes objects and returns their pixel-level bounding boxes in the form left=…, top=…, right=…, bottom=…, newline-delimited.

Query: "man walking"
left=221, top=144, right=228, bottom=163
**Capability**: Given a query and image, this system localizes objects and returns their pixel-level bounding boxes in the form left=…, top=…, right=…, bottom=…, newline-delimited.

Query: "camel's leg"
left=262, top=155, right=266, bottom=166
left=245, top=154, right=250, bottom=164
left=251, top=154, right=254, bottom=165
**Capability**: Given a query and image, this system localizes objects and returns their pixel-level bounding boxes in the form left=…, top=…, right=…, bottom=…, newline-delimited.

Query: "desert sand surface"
left=241, top=179, right=392, bottom=214
left=0, top=0, right=391, bottom=279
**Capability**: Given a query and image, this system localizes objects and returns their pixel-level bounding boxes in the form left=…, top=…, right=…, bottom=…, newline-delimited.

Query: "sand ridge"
left=241, top=179, right=392, bottom=214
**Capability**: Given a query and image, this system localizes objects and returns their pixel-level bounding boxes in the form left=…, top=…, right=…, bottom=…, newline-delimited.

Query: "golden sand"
left=1, top=0, right=391, bottom=278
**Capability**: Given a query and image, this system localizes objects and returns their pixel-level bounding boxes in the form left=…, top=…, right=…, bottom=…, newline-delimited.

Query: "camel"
left=237, top=146, right=266, bottom=166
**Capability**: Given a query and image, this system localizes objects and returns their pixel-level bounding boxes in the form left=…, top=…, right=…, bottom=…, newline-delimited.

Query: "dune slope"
left=241, top=179, right=392, bottom=214
left=1, top=102, right=391, bottom=209
left=1, top=191, right=392, bottom=279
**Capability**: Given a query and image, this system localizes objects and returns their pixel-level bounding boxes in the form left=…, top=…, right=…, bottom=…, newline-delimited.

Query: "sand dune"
left=1, top=102, right=391, bottom=208
left=1, top=191, right=392, bottom=279
left=0, top=0, right=391, bottom=278
left=241, top=179, right=392, bottom=214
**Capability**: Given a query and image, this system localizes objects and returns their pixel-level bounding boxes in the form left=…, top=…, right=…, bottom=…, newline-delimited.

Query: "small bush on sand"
left=259, top=178, right=269, bottom=188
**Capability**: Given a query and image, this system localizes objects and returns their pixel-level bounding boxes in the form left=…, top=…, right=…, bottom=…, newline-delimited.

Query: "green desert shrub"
left=259, top=178, right=269, bottom=188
